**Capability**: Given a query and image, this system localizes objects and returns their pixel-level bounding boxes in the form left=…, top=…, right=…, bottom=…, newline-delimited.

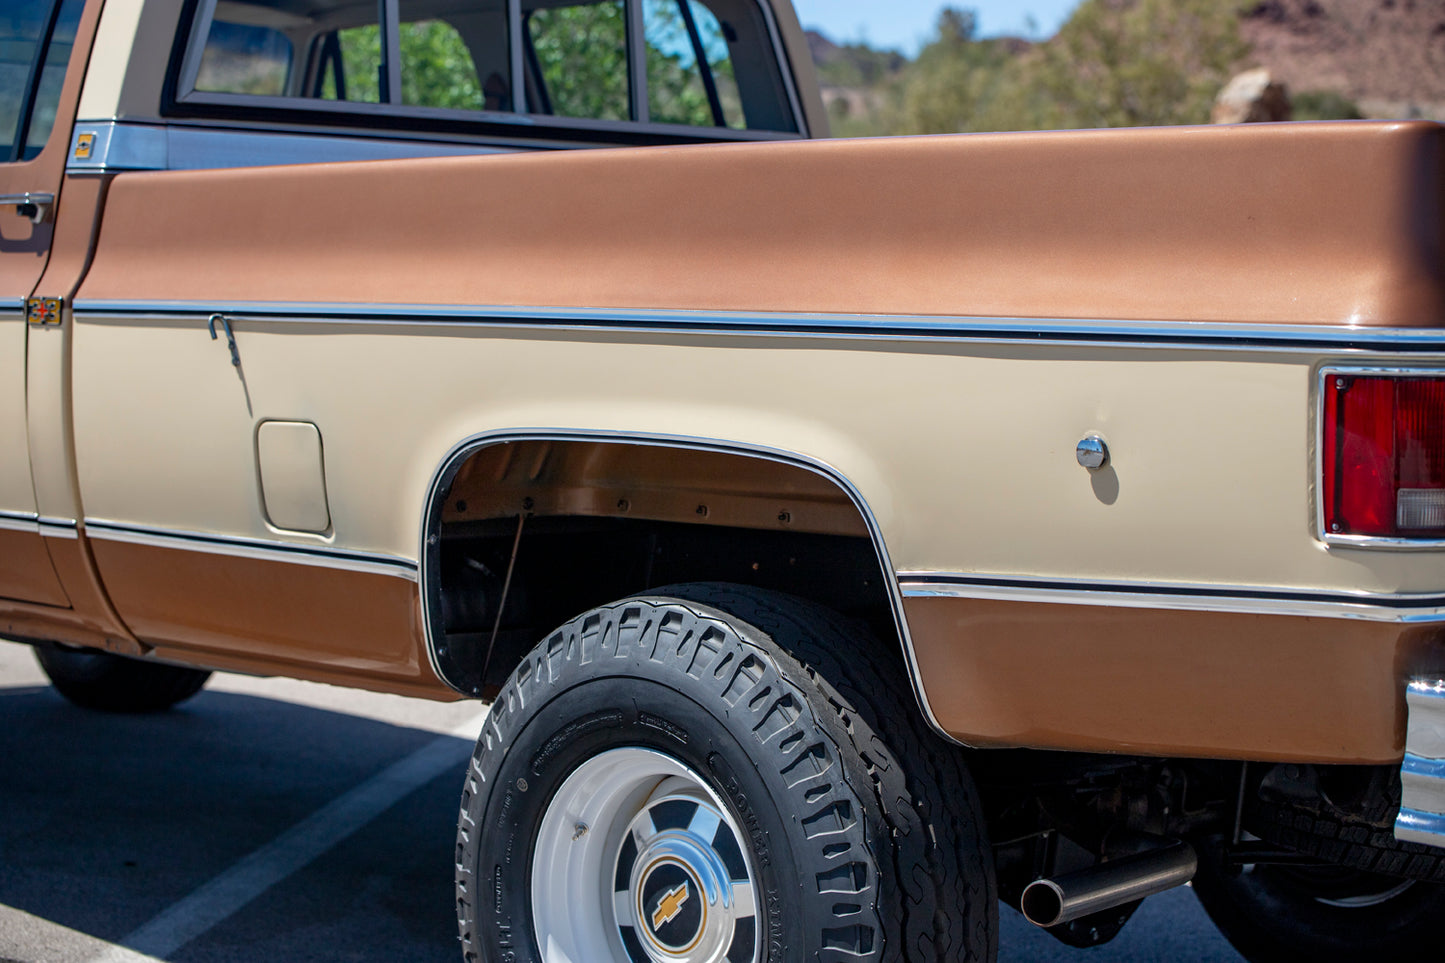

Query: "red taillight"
left=1323, top=374, right=1445, bottom=539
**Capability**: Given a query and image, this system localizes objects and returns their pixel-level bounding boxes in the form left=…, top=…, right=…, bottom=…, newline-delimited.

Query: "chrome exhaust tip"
left=1020, top=839, right=1197, bottom=929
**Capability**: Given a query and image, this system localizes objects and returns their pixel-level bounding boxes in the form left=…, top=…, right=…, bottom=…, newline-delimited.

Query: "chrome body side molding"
left=0, top=510, right=40, bottom=534
left=900, top=574, right=1445, bottom=624
left=83, top=519, right=419, bottom=581
left=71, top=299, right=1445, bottom=353
left=38, top=517, right=78, bottom=540
left=1397, top=681, right=1445, bottom=851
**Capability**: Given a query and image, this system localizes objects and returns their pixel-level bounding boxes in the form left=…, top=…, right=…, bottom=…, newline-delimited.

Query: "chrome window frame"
left=1316, top=364, right=1445, bottom=551
left=169, top=0, right=806, bottom=145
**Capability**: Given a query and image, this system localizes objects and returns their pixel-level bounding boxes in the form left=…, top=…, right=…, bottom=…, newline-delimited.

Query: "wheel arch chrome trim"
left=416, top=428, right=958, bottom=744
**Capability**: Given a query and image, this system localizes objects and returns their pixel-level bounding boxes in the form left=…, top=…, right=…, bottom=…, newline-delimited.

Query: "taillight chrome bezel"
left=1317, top=365, right=1445, bottom=551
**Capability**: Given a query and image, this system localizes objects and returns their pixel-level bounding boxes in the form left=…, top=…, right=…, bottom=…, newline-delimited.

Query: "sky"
left=790, top=1, right=1082, bottom=53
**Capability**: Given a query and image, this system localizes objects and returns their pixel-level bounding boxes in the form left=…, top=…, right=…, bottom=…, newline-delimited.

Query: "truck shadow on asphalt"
left=0, top=685, right=467, bottom=962
left=0, top=683, right=1243, bottom=963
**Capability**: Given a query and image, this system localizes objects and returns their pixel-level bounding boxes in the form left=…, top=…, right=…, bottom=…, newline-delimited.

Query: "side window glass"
left=317, top=11, right=503, bottom=110
left=643, top=0, right=742, bottom=129
left=321, top=24, right=383, bottom=103
left=1, top=0, right=84, bottom=163
left=524, top=1, right=629, bottom=122
left=399, top=17, right=485, bottom=111
left=195, top=21, right=293, bottom=97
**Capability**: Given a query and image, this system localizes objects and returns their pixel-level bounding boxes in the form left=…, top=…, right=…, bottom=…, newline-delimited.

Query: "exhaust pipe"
left=1020, top=839, right=1197, bottom=928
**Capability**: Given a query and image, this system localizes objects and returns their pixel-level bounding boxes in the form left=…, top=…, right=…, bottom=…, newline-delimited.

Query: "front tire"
left=34, top=642, right=211, bottom=713
left=454, top=584, right=996, bottom=962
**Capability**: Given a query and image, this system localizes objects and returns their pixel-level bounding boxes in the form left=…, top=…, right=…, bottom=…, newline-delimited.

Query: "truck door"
left=0, top=0, right=87, bottom=607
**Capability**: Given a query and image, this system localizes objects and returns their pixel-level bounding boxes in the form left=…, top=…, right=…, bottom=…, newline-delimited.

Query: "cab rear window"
left=177, top=0, right=800, bottom=136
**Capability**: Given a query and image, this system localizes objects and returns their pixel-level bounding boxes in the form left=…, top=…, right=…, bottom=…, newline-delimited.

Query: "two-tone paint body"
left=4, top=0, right=1445, bottom=770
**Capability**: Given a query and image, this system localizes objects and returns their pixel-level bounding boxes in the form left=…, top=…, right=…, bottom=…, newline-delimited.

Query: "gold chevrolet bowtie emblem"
left=651, top=882, right=690, bottom=930
left=26, top=296, right=61, bottom=326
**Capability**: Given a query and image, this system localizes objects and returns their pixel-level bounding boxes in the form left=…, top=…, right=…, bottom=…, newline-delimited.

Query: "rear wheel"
left=33, top=642, right=211, bottom=713
left=1193, top=845, right=1445, bottom=963
left=454, top=583, right=996, bottom=962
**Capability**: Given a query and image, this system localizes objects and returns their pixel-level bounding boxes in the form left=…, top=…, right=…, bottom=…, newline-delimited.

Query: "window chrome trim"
left=417, top=428, right=957, bottom=744
left=83, top=519, right=419, bottom=580
left=169, top=90, right=805, bottom=143
left=175, top=0, right=217, bottom=102
left=72, top=299, right=1445, bottom=353
left=66, top=120, right=516, bottom=173
left=1316, top=365, right=1445, bottom=551
left=67, top=121, right=167, bottom=170
left=900, top=573, right=1445, bottom=624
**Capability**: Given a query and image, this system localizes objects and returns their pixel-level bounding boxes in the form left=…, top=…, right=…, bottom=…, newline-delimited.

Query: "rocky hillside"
left=1243, top=0, right=1445, bottom=120
left=805, top=0, right=1445, bottom=133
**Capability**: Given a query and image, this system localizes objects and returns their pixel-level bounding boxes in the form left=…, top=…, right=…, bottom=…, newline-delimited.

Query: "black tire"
left=454, top=583, right=996, bottom=963
left=1193, top=843, right=1445, bottom=963
left=1248, top=770, right=1445, bottom=882
left=34, top=642, right=211, bottom=713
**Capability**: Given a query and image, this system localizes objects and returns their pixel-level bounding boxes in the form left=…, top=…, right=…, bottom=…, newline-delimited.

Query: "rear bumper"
left=1397, top=681, right=1445, bottom=849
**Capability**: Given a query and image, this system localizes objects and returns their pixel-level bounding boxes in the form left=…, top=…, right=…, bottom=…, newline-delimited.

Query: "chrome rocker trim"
left=900, top=575, right=1445, bottom=624
left=83, top=519, right=419, bottom=581
left=0, top=510, right=40, bottom=535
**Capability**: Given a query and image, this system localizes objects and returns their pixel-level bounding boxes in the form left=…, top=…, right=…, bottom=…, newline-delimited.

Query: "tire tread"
left=454, top=583, right=996, bottom=963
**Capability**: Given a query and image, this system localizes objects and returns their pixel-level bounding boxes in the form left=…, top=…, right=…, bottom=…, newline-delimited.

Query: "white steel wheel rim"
left=530, top=747, right=761, bottom=963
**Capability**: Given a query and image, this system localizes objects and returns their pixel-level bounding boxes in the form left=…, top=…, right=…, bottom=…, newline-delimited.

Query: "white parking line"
left=87, top=715, right=485, bottom=963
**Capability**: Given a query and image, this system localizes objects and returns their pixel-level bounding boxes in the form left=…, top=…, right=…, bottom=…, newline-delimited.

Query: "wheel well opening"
left=425, top=439, right=898, bottom=697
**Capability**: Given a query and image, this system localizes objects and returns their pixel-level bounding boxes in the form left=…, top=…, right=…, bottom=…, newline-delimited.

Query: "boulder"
left=1212, top=68, right=1292, bottom=123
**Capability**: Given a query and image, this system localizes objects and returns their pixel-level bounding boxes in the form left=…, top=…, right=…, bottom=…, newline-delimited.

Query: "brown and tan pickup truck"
left=4, top=0, right=1445, bottom=960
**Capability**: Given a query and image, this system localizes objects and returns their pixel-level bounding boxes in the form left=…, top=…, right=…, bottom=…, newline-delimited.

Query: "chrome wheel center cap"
left=615, top=792, right=757, bottom=963
left=531, top=750, right=759, bottom=963
left=637, top=855, right=708, bottom=955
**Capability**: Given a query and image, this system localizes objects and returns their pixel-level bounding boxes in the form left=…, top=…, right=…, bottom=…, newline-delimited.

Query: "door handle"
left=0, top=192, right=55, bottom=224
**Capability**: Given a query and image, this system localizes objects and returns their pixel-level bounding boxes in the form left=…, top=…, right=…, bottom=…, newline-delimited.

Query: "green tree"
left=1023, top=0, right=1248, bottom=129
left=1292, top=90, right=1362, bottom=121
left=644, top=0, right=741, bottom=128
left=884, top=0, right=1248, bottom=135
left=401, top=20, right=482, bottom=109
left=529, top=2, right=630, bottom=121
left=334, top=20, right=482, bottom=109
left=894, top=7, right=1019, bottom=134
left=336, top=24, right=380, bottom=102
left=813, top=42, right=905, bottom=90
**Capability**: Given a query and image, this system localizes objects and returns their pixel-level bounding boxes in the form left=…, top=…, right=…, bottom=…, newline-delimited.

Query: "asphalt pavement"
left=0, top=638, right=1245, bottom=962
